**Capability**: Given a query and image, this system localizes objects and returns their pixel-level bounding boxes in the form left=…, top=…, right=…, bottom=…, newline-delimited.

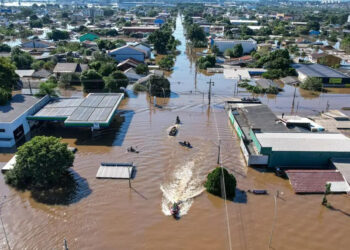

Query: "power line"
left=0, top=196, right=11, bottom=250
left=212, top=103, right=233, bottom=250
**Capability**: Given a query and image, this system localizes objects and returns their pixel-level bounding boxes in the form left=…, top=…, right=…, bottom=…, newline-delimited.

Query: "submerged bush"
left=205, top=167, right=236, bottom=199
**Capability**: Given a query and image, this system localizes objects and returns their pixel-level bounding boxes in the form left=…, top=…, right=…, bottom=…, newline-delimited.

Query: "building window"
left=0, top=129, right=5, bottom=133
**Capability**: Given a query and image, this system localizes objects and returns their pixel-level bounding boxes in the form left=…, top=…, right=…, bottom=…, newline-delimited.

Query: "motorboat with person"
left=169, top=126, right=178, bottom=136
left=127, top=146, right=139, bottom=154
left=179, top=141, right=192, bottom=148
left=170, top=202, right=181, bottom=218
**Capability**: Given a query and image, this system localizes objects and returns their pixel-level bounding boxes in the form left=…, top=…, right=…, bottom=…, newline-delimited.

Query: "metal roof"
left=96, top=163, right=134, bottom=179
left=0, top=94, right=46, bottom=123
left=32, top=93, right=124, bottom=126
left=286, top=169, right=347, bottom=193
left=255, top=132, right=350, bottom=152
left=292, top=63, right=350, bottom=78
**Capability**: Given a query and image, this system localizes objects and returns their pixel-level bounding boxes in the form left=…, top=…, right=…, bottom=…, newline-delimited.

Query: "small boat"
left=170, top=203, right=180, bottom=218
left=179, top=141, right=192, bottom=148
left=248, top=189, right=268, bottom=195
left=127, top=147, right=139, bottom=154
left=169, top=126, right=178, bottom=136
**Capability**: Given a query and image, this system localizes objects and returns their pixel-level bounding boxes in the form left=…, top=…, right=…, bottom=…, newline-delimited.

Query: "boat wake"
left=160, top=161, right=205, bottom=217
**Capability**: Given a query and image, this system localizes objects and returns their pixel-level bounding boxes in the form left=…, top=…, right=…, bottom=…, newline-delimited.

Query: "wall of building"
left=0, top=95, right=50, bottom=148
left=213, top=39, right=257, bottom=54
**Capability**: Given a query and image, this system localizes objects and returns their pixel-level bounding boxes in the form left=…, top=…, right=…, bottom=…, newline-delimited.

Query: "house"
left=117, top=58, right=143, bottom=71
left=134, top=43, right=152, bottom=58
left=309, top=53, right=341, bottom=68
left=122, top=26, right=159, bottom=35
left=79, top=33, right=99, bottom=42
left=0, top=94, right=50, bottom=148
left=210, top=38, right=257, bottom=54
left=21, top=40, right=54, bottom=50
left=53, top=63, right=88, bottom=77
left=292, top=63, right=350, bottom=87
left=108, top=45, right=146, bottom=63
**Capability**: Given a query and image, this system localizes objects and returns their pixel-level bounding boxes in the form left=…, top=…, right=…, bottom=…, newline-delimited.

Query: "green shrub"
left=205, top=167, right=236, bottom=199
left=133, top=83, right=148, bottom=92
left=300, top=77, right=323, bottom=92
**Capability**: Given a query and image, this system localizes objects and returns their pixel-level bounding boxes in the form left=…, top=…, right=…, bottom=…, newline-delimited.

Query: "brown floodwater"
left=0, top=15, right=350, bottom=250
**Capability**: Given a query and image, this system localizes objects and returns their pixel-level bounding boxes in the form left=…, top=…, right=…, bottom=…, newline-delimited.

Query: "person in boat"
left=176, top=116, right=181, bottom=124
left=128, top=146, right=136, bottom=152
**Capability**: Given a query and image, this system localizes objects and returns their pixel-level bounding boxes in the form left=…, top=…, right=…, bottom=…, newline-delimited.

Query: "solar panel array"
left=33, top=93, right=123, bottom=125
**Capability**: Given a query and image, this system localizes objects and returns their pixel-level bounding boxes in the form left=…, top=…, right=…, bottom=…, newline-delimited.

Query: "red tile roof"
left=286, top=170, right=345, bottom=193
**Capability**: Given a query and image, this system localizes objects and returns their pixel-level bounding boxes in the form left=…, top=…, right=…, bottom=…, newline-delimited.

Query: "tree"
left=31, top=60, right=45, bottom=70
left=0, top=87, right=11, bottom=105
left=322, top=183, right=331, bottom=206
left=80, top=69, right=104, bottom=91
left=204, top=167, right=236, bottom=200
left=103, top=9, right=114, bottom=17
left=47, top=29, right=70, bottom=41
left=135, top=63, right=149, bottom=75
left=225, top=44, right=243, bottom=58
left=98, top=63, right=117, bottom=77
left=148, top=29, right=173, bottom=54
left=5, top=136, right=74, bottom=190
left=11, top=47, right=33, bottom=69
left=36, top=81, right=58, bottom=97
left=146, top=75, right=170, bottom=97
left=307, top=21, right=320, bottom=31
left=186, top=24, right=206, bottom=43
left=30, top=19, right=43, bottom=28
left=97, top=39, right=117, bottom=50
left=300, top=77, right=323, bottom=92
left=59, top=73, right=72, bottom=88
left=196, top=54, right=216, bottom=69
left=0, top=57, right=18, bottom=91
left=158, top=55, right=175, bottom=70
left=341, top=36, right=350, bottom=53
left=0, top=44, right=11, bottom=52
left=104, top=71, right=128, bottom=92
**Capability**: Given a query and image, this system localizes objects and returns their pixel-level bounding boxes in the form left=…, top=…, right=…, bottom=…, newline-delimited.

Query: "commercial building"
left=28, top=93, right=124, bottom=129
left=210, top=38, right=257, bottom=54
left=292, top=63, right=350, bottom=87
left=226, top=100, right=350, bottom=168
left=0, top=95, right=50, bottom=148
left=108, top=45, right=146, bottom=63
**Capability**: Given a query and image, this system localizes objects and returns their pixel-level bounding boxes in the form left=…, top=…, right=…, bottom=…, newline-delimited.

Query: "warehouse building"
left=227, top=101, right=350, bottom=168
left=292, top=63, right=350, bottom=87
left=0, top=94, right=50, bottom=148
left=210, top=38, right=257, bottom=54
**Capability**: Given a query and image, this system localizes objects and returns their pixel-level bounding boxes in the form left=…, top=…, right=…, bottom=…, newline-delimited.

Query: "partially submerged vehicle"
left=248, top=189, right=268, bottom=195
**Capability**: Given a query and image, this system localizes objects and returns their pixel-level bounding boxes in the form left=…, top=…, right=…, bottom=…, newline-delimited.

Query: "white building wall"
left=213, top=39, right=257, bottom=54
left=0, top=95, right=50, bottom=148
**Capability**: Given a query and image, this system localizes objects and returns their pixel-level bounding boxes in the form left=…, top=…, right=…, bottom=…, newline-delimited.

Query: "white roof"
left=327, top=181, right=350, bottom=192
left=255, top=133, right=350, bottom=152
left=15, top=69, right=35, bottom=77
left=96, top=163, right=133, bottom=179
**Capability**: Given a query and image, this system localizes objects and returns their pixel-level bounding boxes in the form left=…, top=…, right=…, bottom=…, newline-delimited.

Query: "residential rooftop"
left=292, top=63, right=350, bottom=79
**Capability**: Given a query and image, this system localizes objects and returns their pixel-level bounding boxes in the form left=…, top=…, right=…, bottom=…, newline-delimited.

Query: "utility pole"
left=207, top=79, right=214, bottom=105
left=63, top=239, right=68, bottom=250
left=27, top=79, right=33, bottom=96
left=217, top=139, right=221, bottom=165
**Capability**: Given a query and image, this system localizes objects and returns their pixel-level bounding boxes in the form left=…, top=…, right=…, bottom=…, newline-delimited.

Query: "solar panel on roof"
left=88, top=108, right=113, bottom=121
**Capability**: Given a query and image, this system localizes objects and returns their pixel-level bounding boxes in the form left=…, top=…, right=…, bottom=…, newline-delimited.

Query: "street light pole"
left=207, top=79, right=214, bottom=105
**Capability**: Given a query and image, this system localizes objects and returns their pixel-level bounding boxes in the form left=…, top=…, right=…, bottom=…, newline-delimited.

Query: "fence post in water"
left=128, top=163, right=132, bottom=188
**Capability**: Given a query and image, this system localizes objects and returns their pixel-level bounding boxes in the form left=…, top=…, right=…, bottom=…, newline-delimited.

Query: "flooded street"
left=0, top=15, right=350, bottom=250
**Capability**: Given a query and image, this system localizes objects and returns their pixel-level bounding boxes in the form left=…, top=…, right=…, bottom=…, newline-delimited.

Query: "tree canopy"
left=196, top=54, right=216, bottom=69
left=147, top=75, right=171, bottom=97
left=5, top=136, right=74, bottom=190
left=80, top=69, right=104, bottom=91
left=204, top=167, right=236, bottom=200
left=0, top=56, right=18, bottom=91
left=300, top=77, right=323, bottom=92
left=11, top=47, right=33, bottom=69
left=47, top=29, right=70, bottom=41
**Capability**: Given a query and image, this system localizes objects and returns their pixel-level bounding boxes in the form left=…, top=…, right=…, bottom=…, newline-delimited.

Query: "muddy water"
left=0, top=15, right=350, bottom=250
